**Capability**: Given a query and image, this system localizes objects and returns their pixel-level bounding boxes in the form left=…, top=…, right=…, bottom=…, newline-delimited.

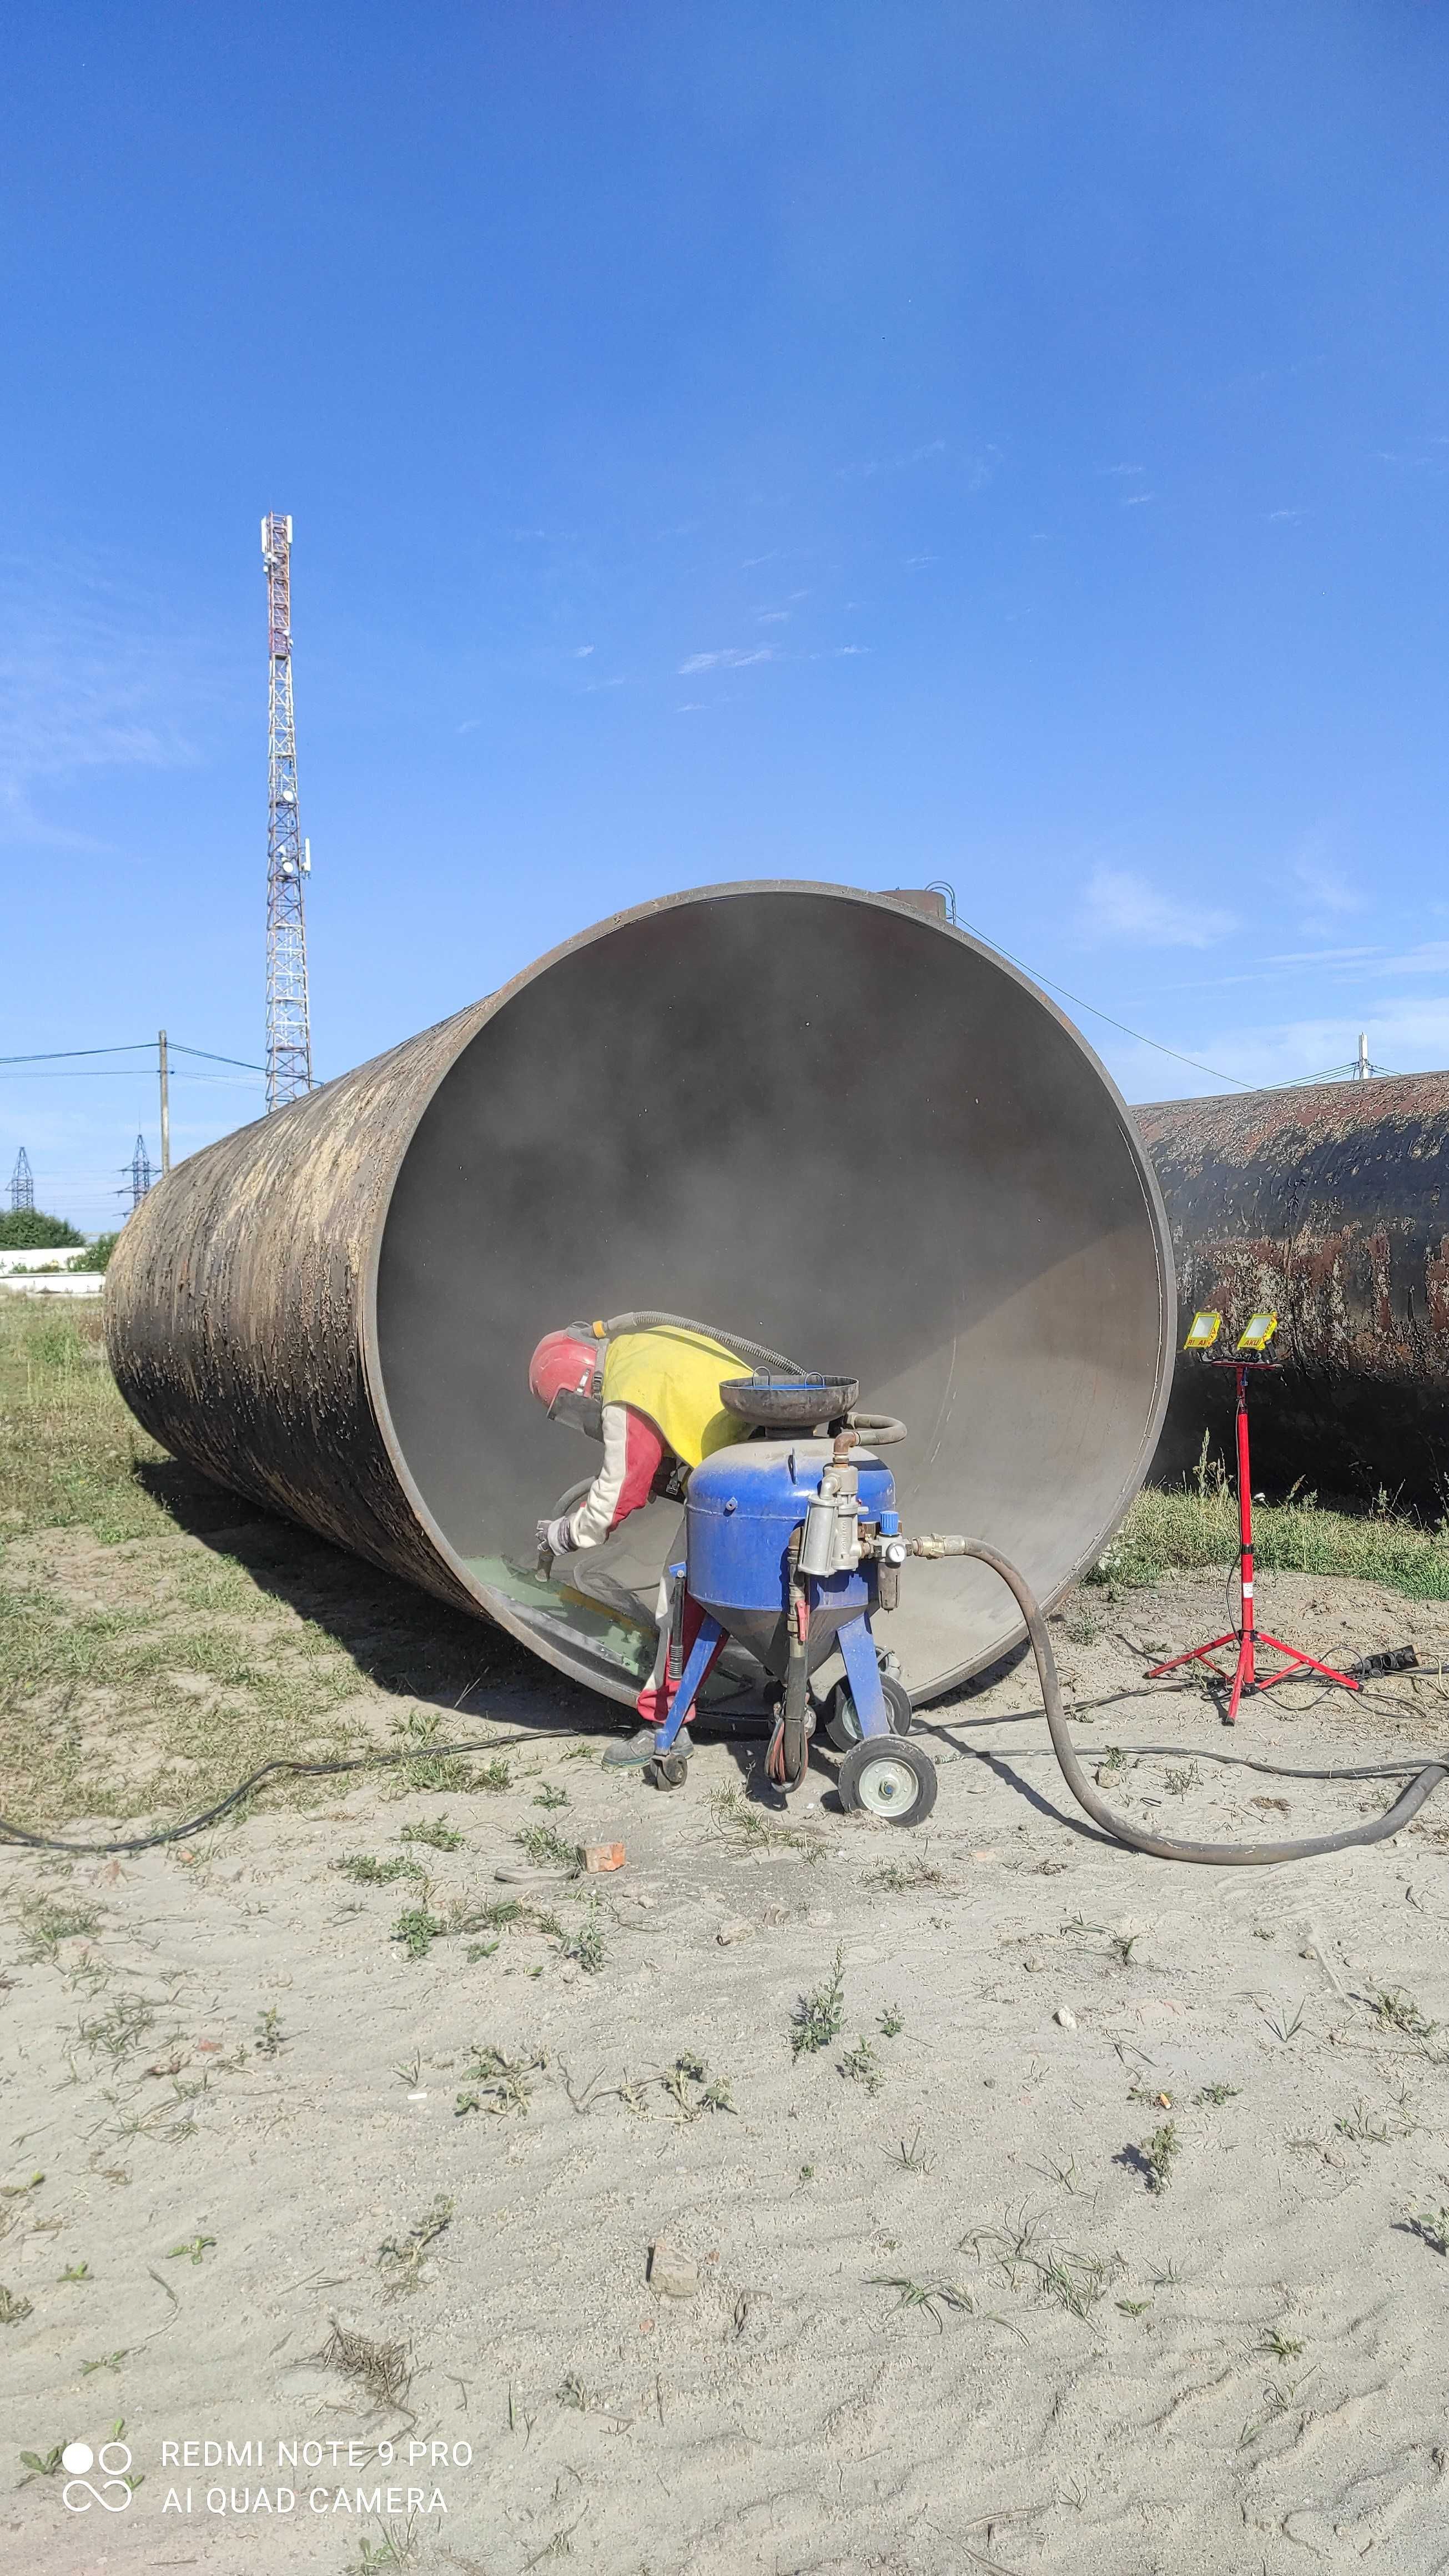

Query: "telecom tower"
left=9, top=1147, right=34, bottom=1212
left=128, top=1135, right=153, bottom=1212
left=261, top=513, right=314, bottom=1111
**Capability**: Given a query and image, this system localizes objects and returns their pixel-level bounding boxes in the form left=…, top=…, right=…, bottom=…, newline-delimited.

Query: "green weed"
left=791, top=1947, right=846, bottom=2057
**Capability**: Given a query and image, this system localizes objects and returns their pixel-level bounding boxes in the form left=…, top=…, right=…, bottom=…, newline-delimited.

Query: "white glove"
left=537, top=1515, right=577, bottom=1559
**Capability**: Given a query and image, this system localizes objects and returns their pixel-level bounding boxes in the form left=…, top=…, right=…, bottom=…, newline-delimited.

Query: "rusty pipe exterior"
left=1138, top=1073, right=1449, bottom=1503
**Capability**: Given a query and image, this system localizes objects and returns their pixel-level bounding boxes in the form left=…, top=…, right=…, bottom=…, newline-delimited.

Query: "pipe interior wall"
left=107, top=883, right=1175, bottom=1710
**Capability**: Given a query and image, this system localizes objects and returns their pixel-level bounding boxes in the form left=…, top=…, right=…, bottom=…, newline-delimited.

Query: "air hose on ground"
left=4, top=1545, right=1443, bottom=1869
left=962, top=1536, right=1449, bottom=1866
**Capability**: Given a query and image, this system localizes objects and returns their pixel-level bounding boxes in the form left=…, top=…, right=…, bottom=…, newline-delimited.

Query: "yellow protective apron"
left=600, top=1326, right=753, bottom=1469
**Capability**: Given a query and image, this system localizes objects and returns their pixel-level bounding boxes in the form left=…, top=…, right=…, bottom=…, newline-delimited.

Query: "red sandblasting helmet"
left=528, top=1330, right=600, bottom=1412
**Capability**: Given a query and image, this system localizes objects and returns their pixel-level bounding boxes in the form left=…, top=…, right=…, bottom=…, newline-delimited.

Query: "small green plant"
left=392, top=1907, right=445, bottom=1960
left=167, top=2235, right=217, bottom=2266
left=1194, top=2082, right=1240, bottom=2107
left=18, top=1894, right=102, bottom=1959
left=1260, top=2327, right=1306, bottom=2358
left=59, top=2260, right=92, bottom=2283
left=878, top=2004, right=905, bottom=2037
left=532, top=1783, right=570, bottom=1810
left=1037, top=2247, right=1115, bottom=2319
left=660, top=2052, right=735, bottom=2119
left=1370, top=1988, right=1437, bottom=2039
left=400, top=1817, right=466, bottom=1852
left=75, top=1996, right=157, bottom=2061
left=1110, top=1932, right=1139, bottom=1966
left=791, top=1948, right=846, bottom=2057
left=1336, top=2099, right=1392, bottom=2146
left=454, top=2044, right=547, bottom=2118
left=841, top=2036, right=884, bottom=2095
left=19, top=2444, right=64, bottom=2481
left=708, top=1784, right=822, bottom=1859
left=1098, top=1745, right=1127, bottom=1777
left=1116, top=2297, right=1150, bottom=2317
left=254, top=2006, right=286, bottom=2057
left=870, top=2274, right=974, bottom=2331
left=378, top=2195, right=454, bottom=2296
left=0, top=2286, right=33, bottom=2325
left=1164, top=1764, right=1200, bottom=1798
left=514, top=1822, right=583, bottom=1872
left=334, top=1853, right=425, bottom=1885
left=867, top=1853, right=947, bottom=1893
left=895, top=2129, right=931, bottom=2172
left=1142, top=2122, right=1180, bottom=2193
left=80, top=2349, right=127, bottom=2374
left=348, top=2520, right=422, bottom=2573
left=1261, top=1999, right=1307, bottom=2044
left=1406, top=2206, right=1449, bottom=2255
left=475, top=1758, right=513, bottom=1792
left=559, top=1904, right=607, bottom=1975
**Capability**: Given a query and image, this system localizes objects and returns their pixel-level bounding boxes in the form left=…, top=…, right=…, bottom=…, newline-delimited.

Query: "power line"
left=949, top=905, right=1254, bottom=1090
left=0, top=1040, right=265, bottom=1071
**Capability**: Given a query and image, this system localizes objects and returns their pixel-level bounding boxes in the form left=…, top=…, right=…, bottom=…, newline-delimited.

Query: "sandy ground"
left=6, top=1541, right=1449, bottom=2576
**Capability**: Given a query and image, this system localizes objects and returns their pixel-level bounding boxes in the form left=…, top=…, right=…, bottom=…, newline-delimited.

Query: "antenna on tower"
left=9, top=1147, right=34, bottom=1212
left=261, top=512, right=314, bottom=1113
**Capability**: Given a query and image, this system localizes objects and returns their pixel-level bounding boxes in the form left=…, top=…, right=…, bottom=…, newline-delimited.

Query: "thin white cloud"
left=1081, top=865, right=1235, bottom=950
left=1121, top=491, right=1156, bottom=509
left=677, top=647, right=777, bottom=674
left=1292, top=844, right=1362, bottom=919
left=1101, top=463, right=1145, bottom=477
left=570, top=645, right=595, bottom=658
left=0, top=552, right=222, bottom=849
left=1265, top=507, right=1306, bottom=523
left=756, top=610, right=791, bottom=624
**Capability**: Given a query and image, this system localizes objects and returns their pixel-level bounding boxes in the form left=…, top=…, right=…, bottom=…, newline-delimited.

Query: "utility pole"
left=261, top=512, right=314, bottom=1111
left=1354, top=1032, right=1370, bottom=1080
left=9, top=1147, right=34, bottom=1212
left=158, top=1029, right=171, bottom=1173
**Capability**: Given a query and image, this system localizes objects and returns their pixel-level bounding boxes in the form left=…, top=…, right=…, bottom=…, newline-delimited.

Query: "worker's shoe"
left=603, top=1725, right=693, bottom=1768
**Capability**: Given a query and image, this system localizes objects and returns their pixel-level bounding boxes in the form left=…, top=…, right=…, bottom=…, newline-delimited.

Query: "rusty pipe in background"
left=1138, top=1073, right=1449, bottom=1507
left=105, top=882, right=1175, bottom=1713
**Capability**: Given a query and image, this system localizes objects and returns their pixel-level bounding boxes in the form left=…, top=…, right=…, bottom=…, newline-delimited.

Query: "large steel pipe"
left=1139, top=1073, right=1449, bottom=1505
left=106, top=883, right=1174, bottom=1708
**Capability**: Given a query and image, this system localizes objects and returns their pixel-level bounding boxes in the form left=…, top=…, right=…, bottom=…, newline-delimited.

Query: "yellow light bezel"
left=1236, top=1310, right=1278, bottom=1352
left=1183, top=1310, right=1222, bottom=1350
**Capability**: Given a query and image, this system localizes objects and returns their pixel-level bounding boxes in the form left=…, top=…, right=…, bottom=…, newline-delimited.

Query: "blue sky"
left=3, top=3, right=1447, bottom=1227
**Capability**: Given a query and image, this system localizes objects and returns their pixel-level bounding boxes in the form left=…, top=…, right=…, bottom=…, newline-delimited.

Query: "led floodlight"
left=1237, top=1311, right=1278, bottom=1352
left=1183, top=1310, right=1221, bottom=1350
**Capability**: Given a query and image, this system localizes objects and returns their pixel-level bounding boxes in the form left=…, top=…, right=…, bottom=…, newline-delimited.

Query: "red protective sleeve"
left=612, top=1408, right=667, bottom=1528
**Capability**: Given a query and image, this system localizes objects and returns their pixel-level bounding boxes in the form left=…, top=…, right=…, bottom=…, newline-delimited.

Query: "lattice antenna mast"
left=128, top=1134, right=153, bottom=1212
left=261, top=514, right=314, bottom=1111
left=9, top=1148, right=34, bottom=1212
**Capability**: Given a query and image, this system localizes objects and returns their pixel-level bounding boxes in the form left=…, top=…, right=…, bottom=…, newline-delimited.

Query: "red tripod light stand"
left=1146, top=1355, right=1361, bottom=1724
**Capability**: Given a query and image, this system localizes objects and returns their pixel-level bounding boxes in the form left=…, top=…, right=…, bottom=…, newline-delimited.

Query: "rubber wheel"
left=824, top=1671, right=913, bottom=1752
left=836, top=1735, right=937, bottom=1825
left=652, top=1753, right=688, bottom=1790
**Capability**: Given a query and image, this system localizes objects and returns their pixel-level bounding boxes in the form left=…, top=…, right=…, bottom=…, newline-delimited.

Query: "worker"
left=529, top=1318, right=753, bottom=1765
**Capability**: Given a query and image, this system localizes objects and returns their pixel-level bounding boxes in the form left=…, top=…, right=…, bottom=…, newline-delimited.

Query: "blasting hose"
left=962, top=1535, right=1449, bottom=1866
